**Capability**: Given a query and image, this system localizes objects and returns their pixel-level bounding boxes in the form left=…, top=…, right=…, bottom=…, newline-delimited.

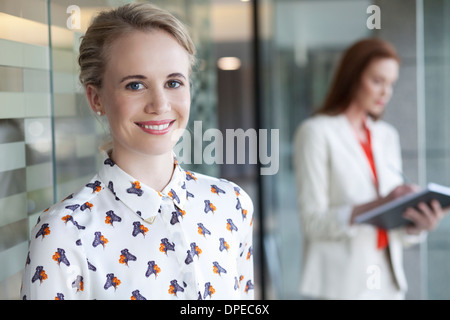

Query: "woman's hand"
left=403, top=200, right=448, bottom=234
left=350, top=184, right=418, bottom=224
left=385, top=184, right=420, bottom=202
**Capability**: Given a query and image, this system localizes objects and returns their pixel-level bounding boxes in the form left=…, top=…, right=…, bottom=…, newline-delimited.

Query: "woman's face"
left=354, top=57, right=399, bottom=118
left=88, top=29, right=191, bottom=158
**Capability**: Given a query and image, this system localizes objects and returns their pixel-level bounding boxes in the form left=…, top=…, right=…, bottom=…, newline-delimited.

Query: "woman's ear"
left=86, top=84, right=104, bottom=115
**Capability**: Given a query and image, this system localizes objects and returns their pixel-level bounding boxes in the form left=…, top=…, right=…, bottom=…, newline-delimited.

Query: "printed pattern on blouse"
left=20, top=155, right=254, bottom=300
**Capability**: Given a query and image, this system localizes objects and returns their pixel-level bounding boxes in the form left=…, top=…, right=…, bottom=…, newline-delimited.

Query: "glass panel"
left=209, top=0, right=260, bottom=298
left=0, top=0, right=51, bottom=300
left=423, top=0, right=450, bottom=300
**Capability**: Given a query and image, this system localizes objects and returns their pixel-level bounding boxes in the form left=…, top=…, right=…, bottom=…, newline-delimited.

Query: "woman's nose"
left=144, top=88, right=170, bottom=114
left=381, top=84, right=393, bottom=98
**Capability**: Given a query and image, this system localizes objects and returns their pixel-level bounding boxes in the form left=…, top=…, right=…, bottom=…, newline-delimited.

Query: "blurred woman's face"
left=86, top=29, right=191, bottom=159
left=354, top=58, right=399, bottom=118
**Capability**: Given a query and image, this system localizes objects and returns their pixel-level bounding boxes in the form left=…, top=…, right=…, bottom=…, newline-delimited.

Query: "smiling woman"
left=20, top=3, right=254, bottom=300
left=85, top=29, right=192, bottom=189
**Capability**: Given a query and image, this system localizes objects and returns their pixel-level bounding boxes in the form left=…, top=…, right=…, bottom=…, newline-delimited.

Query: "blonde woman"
left=21, top=3, right=253, bottom=300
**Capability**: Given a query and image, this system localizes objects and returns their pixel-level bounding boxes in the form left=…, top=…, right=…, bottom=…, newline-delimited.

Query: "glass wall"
left=0, top=0, right=52, bottom=299
left=423, top=0, right=450, bottom=300
left=210, top=0, right=261, bottom=298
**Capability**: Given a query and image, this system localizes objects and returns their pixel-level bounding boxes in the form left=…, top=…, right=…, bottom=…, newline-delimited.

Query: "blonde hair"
left=78, top=2, right=197, bottom=89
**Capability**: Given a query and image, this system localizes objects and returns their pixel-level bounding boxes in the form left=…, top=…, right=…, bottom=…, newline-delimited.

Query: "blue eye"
left=166, top=80, right=181, bottom=89
left=126, top=82, right=144, bottom=91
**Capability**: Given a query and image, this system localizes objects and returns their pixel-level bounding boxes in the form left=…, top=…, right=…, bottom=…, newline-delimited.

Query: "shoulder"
left=295, top=114, right=341, bottom=136
left=31, top=175, right=102, bottom=241
left=294, top=114, right=340, bottom=147
left=23, top=176, right=103, bottom=300
left=372, top=119, right=400, bottom=140
left=185, top=169, right=252, bottom=198
left=183, top=169, right=254, bottom=213
left=373, top=119, right=398, bottom=132
left=298, top=114, right=333, bottom=129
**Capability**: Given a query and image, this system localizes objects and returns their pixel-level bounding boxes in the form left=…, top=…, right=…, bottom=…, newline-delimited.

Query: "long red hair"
left=316, top=38, right=400, bottom=119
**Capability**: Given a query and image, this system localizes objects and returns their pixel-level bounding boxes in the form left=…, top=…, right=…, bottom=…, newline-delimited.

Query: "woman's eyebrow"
left=120, top=73, right=186, bottom=82
left=167, top=72, right=186, bottom=80
left=120, top=74, right=147, bottom=83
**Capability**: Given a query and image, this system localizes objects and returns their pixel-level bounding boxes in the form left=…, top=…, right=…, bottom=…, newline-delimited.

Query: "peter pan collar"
left=98, top=152, right=187, bottom=223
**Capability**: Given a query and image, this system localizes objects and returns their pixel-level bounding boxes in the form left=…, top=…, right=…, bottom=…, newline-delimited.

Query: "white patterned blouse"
left=21, top=154, right=254, bottom=300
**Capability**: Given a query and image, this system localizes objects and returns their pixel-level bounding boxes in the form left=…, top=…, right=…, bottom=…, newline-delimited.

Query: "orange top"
left=358, top=122, right=388, bottom=250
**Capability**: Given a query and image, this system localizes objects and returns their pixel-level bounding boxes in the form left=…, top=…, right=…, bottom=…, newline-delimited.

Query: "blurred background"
left=1, top=0, right=450, bottom=300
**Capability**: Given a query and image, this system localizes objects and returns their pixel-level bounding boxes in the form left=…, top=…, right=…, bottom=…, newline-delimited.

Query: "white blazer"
left=293, top=114, right=423, bottom=299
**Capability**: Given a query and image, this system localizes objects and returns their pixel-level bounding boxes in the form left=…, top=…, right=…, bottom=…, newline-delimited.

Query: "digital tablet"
left=354, top=183, right=450, bottom=230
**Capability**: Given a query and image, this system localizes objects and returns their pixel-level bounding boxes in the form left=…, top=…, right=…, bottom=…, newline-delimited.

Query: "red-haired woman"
left=294, top=38, right=446, bottom=299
